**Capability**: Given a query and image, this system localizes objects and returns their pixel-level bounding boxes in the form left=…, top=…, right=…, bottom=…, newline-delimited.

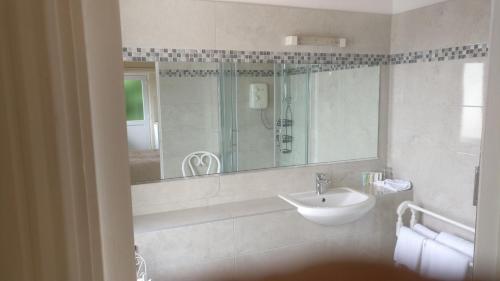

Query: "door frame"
left=473, top=0, right=500, bottom=279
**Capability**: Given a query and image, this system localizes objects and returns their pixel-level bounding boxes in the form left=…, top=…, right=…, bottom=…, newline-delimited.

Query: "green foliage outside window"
left=124, top=79, right=144, bottom=121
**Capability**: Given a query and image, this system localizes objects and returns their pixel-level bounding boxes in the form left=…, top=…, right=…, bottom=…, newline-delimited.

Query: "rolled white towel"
left=385, top=179, right=412, bottom=190
left=374, top=179, right=412, bottom=192
left=420, top=239, right=470, bottom=281
left=412, top=224, right=439, bottom=239
left=394, top=226, right=427, bottom=271
left=436, top=232, right=474, bottom=259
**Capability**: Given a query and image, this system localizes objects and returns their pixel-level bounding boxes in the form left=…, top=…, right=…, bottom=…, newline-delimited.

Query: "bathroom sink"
left=278, top=187, right=376, bottom=226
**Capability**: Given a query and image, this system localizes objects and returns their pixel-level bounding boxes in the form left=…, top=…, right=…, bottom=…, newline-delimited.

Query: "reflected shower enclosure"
left=154, top=62, right=380, bottom=180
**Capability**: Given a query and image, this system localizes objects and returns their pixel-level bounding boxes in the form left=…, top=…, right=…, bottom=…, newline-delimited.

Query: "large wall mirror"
left=126, top=62, right=380, bottom=184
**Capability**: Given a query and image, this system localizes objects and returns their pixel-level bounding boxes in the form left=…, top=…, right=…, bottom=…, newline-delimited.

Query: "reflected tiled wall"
left=309, top=66, right=380, bottom=163
left=159, top=73, right=220, bottom=178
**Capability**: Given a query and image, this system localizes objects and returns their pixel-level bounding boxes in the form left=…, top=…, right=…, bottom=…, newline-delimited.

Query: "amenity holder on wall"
left=284, top=35, right=347, bottom=48
left=396, top=200, right=475, bottom=267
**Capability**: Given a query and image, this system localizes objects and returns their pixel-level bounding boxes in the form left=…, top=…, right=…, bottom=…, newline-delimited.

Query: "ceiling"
left=210, top=0, right=449, bottom=14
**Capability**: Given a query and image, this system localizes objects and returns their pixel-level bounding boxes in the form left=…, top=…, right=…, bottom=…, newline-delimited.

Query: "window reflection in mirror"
left=126, top=61, right=380, bottom=184
left=124, top=62, right=161, bottom=184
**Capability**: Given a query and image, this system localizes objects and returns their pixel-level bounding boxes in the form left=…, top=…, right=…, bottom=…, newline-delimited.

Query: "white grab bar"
left=396, top=201, right=475, bottom=237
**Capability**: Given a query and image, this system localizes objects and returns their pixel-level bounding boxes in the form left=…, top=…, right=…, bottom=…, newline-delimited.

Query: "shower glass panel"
left=219, top=62, right=238, bottom=173
left=275, top=64, right=309, bottom=167
left=234, top=63, right=277, bottom=171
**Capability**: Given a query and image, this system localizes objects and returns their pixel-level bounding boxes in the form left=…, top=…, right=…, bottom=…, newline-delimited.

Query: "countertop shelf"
left=133, top=186, right=412, bottom=234
left=133, top=196, right=294, bottom=234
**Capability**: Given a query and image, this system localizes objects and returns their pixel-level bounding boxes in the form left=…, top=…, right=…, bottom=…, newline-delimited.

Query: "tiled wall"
left=125, top=1, right=492, bottom=279
left=390, top=0, right=491, bottom=54
left=119, top=0, right=392, bottom=54
left=126, top=0, right=490, bottom=222
left=135, top=191, right=409, bottom=281
left=388, top=0, right=491, bottom=239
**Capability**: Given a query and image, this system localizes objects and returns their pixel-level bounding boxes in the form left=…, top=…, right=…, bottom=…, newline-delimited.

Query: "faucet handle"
left=315, top=173, right=328, bottom=180
left=315, top=173, right=331, bottom=195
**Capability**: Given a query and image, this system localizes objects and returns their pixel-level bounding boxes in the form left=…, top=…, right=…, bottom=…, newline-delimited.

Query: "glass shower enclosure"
left=155, top=61, right=380, bottom=179
left=218, top=62, right=309, bottom=174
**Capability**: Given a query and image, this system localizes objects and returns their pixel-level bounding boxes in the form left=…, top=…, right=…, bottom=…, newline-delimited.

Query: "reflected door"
left=125, top=74, right=152, bottom=151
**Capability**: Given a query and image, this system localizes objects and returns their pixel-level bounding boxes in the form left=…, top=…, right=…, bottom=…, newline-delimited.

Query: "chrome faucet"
left=315, top=173, right=331, bottom=195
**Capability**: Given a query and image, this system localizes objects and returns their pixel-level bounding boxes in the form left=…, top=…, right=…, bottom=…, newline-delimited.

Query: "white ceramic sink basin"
left=278, top=187, right=376, bottom=226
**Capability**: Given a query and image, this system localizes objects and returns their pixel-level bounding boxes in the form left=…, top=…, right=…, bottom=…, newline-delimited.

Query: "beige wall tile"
left=391, top=0, right=491, bottom=53
left=120, top=0, right=216, bottom=49
left=135, top=219, right=235, bottom=280
left=120, top=0, right=391, bottom=54
left=234, top=210, right=322, bottom=255
left=388, top=58, right=487, bottom=229
left=234, top=241, right=330, bottom=278
left=387, top=0, right=490, bottom=233
left=131, top=175, right=219, bottom=215
left=214, top=164, right=333, bottom=204
left=214, top=2, right=391, bottom=53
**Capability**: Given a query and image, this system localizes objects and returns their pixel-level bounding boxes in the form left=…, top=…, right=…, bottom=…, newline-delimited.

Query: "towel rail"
left=396, top=201, right=475, bottom=237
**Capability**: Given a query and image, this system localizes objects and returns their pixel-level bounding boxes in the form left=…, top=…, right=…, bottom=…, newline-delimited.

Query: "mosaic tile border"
left=158, top=65, right=379, bottom=77
left=288, top=64, right=378, bottom=76
left=390, top=43, right=488, bottom=64
left=123, top=47, right=387, bottom=65
left=123, top=43, right=488, bottom=66
left=159, top=69, right=275, bottom=78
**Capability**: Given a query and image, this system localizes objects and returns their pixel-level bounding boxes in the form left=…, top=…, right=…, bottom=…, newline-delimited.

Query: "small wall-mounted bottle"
left=362, top=171, right=385, bottom=186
